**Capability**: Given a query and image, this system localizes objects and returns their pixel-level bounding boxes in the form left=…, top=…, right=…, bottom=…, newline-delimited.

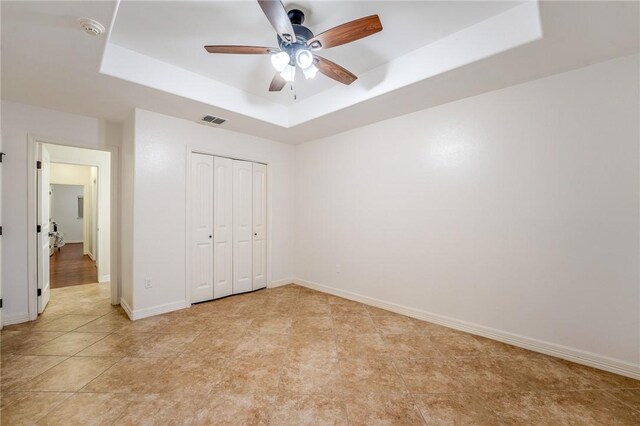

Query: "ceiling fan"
left=204, top=0, right=383, bottom=92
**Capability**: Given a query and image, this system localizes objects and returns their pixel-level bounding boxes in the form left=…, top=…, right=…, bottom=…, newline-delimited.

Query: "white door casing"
left=232, top=160, right=253, bottom=294
left=252, top=163, right=267, bottom=290
left=37, top=145, right=51, bottom=313
left=213, top=156, right=233, bottom=299
left=190, top=153, right=214, bottom=303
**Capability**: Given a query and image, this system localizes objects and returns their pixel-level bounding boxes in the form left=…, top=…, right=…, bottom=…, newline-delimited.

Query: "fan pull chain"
left=291, top=82, right=297, bottom=101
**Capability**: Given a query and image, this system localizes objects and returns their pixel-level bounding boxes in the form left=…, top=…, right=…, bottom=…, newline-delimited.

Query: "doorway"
left=48, top=163, right=99, bottom=289
left=29, top=139, right=115, bottom=318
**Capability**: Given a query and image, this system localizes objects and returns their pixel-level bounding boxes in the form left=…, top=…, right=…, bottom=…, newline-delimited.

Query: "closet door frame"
left=185, top=147, right=272, bottom=306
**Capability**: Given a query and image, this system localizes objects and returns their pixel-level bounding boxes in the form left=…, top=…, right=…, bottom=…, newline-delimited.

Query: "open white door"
left=37, top=144, right=51, bottom=313
left=190, top=153, right=214, bottom=303
left=213, top=157, right=233, bottom=299
left=232, top=160, right=253, bottom=294
left=252, top=163, right=267, bottom=290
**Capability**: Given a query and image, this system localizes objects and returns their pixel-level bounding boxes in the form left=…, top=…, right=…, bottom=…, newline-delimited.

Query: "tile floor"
left=1, top=283, right=639, bottom=425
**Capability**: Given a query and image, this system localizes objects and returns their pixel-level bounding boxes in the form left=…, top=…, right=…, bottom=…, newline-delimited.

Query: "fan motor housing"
left=277, top=9, right=314, bottom=52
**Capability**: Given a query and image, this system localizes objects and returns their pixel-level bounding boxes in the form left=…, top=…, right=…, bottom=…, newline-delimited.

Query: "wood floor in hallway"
left=50, top=243, right=97, bottom=289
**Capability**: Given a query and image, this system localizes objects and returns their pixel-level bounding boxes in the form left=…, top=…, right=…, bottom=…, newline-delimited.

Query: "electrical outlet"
left=144, top=278, right=152, bottom=289
left=335, top=264, right=342, bottom=274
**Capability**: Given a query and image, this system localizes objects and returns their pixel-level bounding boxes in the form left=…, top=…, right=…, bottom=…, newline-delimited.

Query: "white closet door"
left=233, top=160, right=253, bottom=294
left=213, top=156, right=233, bottom=299
left=252, top=163, right=267, bottom=290
left=190, top=153, right=214, bottom=303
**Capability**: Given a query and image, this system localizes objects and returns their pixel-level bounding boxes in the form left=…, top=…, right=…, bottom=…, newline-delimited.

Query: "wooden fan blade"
left=307, top=15, right=382, bottom=50
left=257, top=0, right=297, bottom=43
left=314, top=55, right=357, bottom=85
left=204, top=45, right=277, bottom=54
left=269, top=72, right=287, bottom=91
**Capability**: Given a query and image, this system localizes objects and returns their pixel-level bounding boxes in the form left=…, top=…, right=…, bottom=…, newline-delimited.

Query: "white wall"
left=295, top=55, right=640, bottom=374
left=0, top=101, right=120, bottom=324
left=50, top=184, right=84, bottom=243
left=120, top=113, right=135, bottom=310
left=126, top=109, right=295, bottom=317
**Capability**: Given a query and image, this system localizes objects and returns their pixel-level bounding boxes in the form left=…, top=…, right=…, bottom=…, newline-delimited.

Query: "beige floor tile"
left=608, top=388, right=640, bottom=411
left=279, top=356, right=345, bottom=396
left=74, top=311, right=131, bottom=333
left=27, top=332, right=109, bottom=356
left=250, top=316, right=293, bottom=334
left=498, top=355, right=598, bottom=391
left=20, top=356, right=120, bottom=392
left=332, top=315, right=378, bottom=334
left=483, top=391, right=574, bottom=425
left=382, top=333, right=444, bottom=359
left=218, top=354, right=284, bottom=394
left=1, top=354, right=68, bottom=392
left=180, top=332, right=245, bottom=359
left=82, top=357, right=172, bottom=393
left=429, top=333, right=490, bottom=357
left=371, top=314, right=431, bottom=335
left=416, top=392, right=498, bottom=425
left=31, top=314, right=101, bottom=332
left=287, top=331, right=338, bottom=359
left=128, top=333, right=196, bottom=358
left=345, top=392, right=425, bottom=426
left=290, top=315, right=334, bottom=334
left=339, top=356, right=408, bottom=394
left=271, top=394, right=348, bottom=426
left=457, top=357, right=522, bottom=392
left=557, top=360, right=640, bottom=390
left=336, top=332, right=389, bottom=360
left=232, top=331, right=289, bottom=357
left=35, top=392, right=131, bottom=426
left=394, top=357, right=467, bottom=394
left=76, top=332, right=153, bottom=357
left=1, top=331, right=66, bottom=354
left=0, top=391, right=72, bottom=424
left=549, top=390, right=640, bottom=424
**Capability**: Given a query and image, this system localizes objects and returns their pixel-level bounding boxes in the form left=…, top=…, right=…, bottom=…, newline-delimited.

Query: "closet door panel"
left=233, top=160, right=253, bottom=294
left=252, top=163, right=267, bottom=290
left=213, top=156, right=233, bottom=299
left=190, top=153, right=214, bottom=303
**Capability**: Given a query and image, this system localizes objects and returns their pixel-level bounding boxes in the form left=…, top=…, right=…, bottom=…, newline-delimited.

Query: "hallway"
left=50, top=243, right=97, bottom=289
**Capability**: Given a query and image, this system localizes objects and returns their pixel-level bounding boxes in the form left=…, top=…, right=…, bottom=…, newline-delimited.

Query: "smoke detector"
left=79, top=18, right=105, bottom=37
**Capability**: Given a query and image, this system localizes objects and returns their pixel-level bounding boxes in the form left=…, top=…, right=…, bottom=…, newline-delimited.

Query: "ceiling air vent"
left=200, top=115, right=226, bottom=126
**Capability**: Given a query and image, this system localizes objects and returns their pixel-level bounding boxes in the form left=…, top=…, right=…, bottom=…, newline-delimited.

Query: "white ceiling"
left=1, top=1, right=639, bottom=144
left=109, top=1, right=521, bottom=105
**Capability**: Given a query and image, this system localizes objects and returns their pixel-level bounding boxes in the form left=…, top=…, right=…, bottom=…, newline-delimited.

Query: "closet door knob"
left=209, top=235, right=212, bottom=239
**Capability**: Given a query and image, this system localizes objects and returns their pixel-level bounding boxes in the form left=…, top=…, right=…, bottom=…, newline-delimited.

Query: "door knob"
left=209, top=235, right=212, bottom=239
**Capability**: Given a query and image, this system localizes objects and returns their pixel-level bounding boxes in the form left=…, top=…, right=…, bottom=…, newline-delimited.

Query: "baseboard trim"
left=98, top=274, right=110, bottom=283
left=269, top=278, right=295, bottom=288
left=120, top=297, right=134, bottom=320
left=129, top=300, right=188, bottom=321
left=2, top=312, right=32, bottom=326
left=87, top=252, right=96, bottom=261
left=293, top=278, right=640, bottom=380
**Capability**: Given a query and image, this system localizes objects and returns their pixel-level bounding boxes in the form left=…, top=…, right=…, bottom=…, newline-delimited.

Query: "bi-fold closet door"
left=190, top=153, right=267, bottom=303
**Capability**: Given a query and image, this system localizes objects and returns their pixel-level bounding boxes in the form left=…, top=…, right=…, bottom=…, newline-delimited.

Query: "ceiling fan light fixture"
left=280, top=65, right=295, bottom=82
left=270, top=51, right=290, bottom=72
left=295, top=49, right=314, bottom=69
left=302, top=64, right=318, bottom=79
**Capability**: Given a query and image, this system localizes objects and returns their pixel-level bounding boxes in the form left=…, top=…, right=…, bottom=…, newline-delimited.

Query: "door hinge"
left=37, top=289, right=42, bottom=297
left=37, top=225, right=41, bottom=233
left=0, top=226, right=2, bottom=236
left=0, top=299, right=3, bottom=308
left=0, top=152, right=5, bottom=163
left=36, top=160, right=42, bottom=169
